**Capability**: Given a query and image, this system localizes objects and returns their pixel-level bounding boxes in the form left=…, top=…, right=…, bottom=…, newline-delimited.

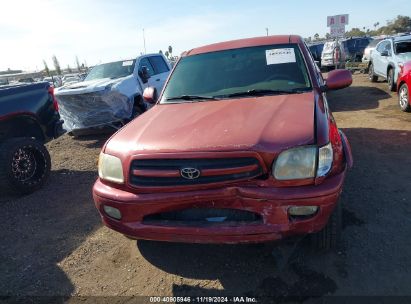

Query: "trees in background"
left=75, top=56, right=81, bottom=72
left=308, top=15, right=411, bottom=42
left=346, top=15, right=410, bottom=37
left=43, top=60, right=50, bottom=77
left=164, top=45, right=173, bottom=60
left=52, top=55, right=61, bottom=75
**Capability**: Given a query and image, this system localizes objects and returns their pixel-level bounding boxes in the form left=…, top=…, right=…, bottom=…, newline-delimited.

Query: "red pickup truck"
left=93, top=35, right=353, bottom=250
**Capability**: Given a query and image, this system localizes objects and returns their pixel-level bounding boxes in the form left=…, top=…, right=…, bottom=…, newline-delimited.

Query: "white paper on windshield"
left=122, top=60, right=133, bottom=66
left=266, top=48, right=296, bottom=65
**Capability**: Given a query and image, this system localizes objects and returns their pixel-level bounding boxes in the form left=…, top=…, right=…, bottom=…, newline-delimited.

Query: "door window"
left=376, top=41, right=388, bottom=53
left=149, top=56, right=170, bottom=74
left=138, top=58, right=155, bottom=77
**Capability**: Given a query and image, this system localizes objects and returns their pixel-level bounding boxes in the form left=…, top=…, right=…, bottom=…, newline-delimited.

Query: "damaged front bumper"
left=55, top=89, right=132, bottom=132
left=93, top=170, right=346, bottom=244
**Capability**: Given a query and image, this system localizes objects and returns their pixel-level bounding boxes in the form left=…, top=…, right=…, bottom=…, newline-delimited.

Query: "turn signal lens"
left=317, top=143, right=333, bottom=177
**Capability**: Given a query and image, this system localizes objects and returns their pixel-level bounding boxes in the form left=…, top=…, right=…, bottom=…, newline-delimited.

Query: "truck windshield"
left=395, top=41, right=411, bottom=54
left=160, top=44, right=312, bottom=103
left=84, top=60, right=135, bottom=81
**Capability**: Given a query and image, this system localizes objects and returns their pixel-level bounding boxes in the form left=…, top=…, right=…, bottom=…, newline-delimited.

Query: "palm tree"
left=373, top=22, right=380, bottom=30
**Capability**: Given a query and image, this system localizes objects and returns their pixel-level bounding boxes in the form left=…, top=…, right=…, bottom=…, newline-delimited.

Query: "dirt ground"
left=1, top=73, right=411, bottom=301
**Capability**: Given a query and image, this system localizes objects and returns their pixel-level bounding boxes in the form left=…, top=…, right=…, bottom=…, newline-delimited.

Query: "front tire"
left=368, top=63, right=378, bottom=82
left=399, top=83, right=411, bottom=112
left=387, top=68, right=396, bottom=92
left=0, top=138, right=51, bottom=195
left=311, top=202, right=342, bottom=252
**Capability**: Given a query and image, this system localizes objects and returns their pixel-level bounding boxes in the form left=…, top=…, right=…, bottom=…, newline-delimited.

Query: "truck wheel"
left=368, top=63, right=378, bottom=82
left=0, top=138, right=51, bottom=195
left=399, top=83, right=411, bottom=112
left=387, top=68, right=396, bottom=92
left=311, top=202, right=342, bottom=252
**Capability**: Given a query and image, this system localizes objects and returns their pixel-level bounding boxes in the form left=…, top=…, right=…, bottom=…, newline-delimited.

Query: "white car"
left=62, top=75, right=81, bottom=86
left=369, top=35, right=411, bottom=91
left=55, top=54, right=171, bottom=132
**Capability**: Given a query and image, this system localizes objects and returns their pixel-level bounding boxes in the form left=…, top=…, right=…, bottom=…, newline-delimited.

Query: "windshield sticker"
left=266, top=48, right=296, bottom=65
left=122, top=60, right=133, bottom=66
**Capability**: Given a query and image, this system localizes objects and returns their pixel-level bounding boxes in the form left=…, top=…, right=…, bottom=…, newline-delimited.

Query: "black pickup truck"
left=0, top=82, right=65, bottom=194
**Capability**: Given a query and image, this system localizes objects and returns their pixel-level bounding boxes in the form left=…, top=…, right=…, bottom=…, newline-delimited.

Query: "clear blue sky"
left=0, top=0, right=409, bottom=71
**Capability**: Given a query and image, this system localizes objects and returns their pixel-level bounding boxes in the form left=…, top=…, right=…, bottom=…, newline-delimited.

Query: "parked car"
left=322, top=37, right=372, bottom=70
left=0, top=82, right=65, bottom=194
left=93, top=35, right=353, bottom=251
left=43, top=76, right=62, bottom=88
left=362, top=38, right=384, bottom=64
left=340, top=37, right=373, bottom=63
left=55, top=54, right=171, bottom=133
left=321, top=40, right=338, bottom=69
left=369, top=35, right=411, bottom=91
left=18, top=77, right=35, bottom=83
left=0, top=78, right=9, bottom=86
left=397, top=61, right=411, bottom=112
left=61, top=74, right=82, bottom=86
left=308, top=43, right=324, bottom=67
left=62, top=75, right=81, bottom=86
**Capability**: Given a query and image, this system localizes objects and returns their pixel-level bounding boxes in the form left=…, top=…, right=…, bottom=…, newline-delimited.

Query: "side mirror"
left=322, top=69, right=352, bottom=91
left=138, top=66, right=150, bottom=84
left=143, top=87, right=158, bottom=104
left=380, top=50, right=389, bottom=57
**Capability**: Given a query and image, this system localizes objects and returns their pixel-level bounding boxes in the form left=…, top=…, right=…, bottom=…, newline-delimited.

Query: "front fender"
left=339, top=130, right=353, bottom=169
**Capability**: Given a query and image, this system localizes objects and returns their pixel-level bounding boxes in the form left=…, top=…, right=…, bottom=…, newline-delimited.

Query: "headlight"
left=317, top=142, right=333, bottom=177
left=273, top=143, right=333, bottom=180
left=273, top=146, right=317, bottom=180
left=98, top=152, right=124, bottom=184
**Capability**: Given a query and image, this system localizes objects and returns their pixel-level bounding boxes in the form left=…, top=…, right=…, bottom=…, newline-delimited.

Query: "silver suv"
left=369, top=35, right=411, bottom=91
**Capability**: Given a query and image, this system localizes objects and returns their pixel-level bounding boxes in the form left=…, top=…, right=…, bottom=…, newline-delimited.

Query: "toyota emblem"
left=180, top=167, right=201, bottom=179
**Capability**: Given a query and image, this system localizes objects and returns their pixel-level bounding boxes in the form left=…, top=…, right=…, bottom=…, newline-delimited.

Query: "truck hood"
left=55, top=76, right=127, bottom=95
left=105, top=92, right=316, bottom=156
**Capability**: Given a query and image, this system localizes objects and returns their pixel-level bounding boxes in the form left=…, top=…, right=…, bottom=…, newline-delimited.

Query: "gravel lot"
left=1, top=73, right=411, bottom=300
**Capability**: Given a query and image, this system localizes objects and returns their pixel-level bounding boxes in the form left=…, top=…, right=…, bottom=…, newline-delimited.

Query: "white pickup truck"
left=55, top=53, right=171, bottom=133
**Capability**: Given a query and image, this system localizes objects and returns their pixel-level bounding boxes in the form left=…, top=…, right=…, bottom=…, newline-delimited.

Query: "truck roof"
left=186, top=35, right=304, bottom=56
left=392, top=35, right=411, bottom=42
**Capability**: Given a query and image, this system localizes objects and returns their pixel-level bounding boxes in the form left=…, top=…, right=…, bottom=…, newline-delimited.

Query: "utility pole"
left=143, top=28, right=146, bottom=54
left=265, top=28, right=269, bottom=36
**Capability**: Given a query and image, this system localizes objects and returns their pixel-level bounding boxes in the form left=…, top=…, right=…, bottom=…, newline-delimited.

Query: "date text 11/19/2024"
left=149, top=296, right=257, bottom=303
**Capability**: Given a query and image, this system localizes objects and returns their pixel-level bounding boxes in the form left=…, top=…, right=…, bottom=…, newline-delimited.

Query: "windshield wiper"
left=165, top=95, right=217, bottom=101
left=220, top=89, right=307, bottom=98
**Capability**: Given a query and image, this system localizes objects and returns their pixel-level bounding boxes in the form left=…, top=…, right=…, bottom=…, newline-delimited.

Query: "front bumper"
left=321, top=58, right=335, bottom=67
left=93, top=170, right=346, bottom=244
left=56, top=90, right=132, bottom=132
